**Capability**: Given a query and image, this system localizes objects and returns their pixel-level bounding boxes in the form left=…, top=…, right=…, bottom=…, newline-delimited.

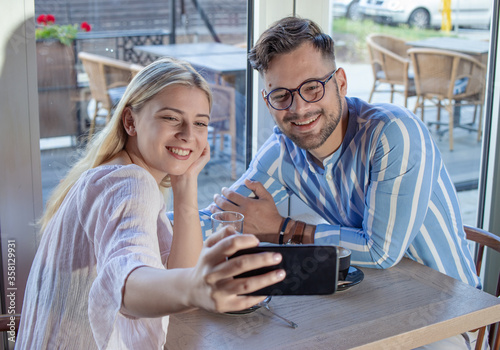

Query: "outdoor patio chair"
left=208, top=83, right=237, bottom=180
left=408, top=48, right=486, bottom=150
left=366, top=34, right=416, bottom=107
left=78, top=52, right=143, bottom=140
left=464, top=225, right=500, bottom=350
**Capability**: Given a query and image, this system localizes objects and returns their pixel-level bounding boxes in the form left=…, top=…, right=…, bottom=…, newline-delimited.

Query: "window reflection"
left=37, top=0, right=248, bottom=209
left=331, top=14, right=491, bottom=225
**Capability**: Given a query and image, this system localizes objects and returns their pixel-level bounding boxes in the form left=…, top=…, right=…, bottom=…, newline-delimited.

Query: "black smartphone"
left=229, top=244, right=339, bottom=296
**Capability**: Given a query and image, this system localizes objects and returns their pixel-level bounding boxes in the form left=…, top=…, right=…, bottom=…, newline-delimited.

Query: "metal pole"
left=454, top=0, right=460, bottom=33
left=246, top=0, right=254, bottom=168
left=191, top=0, right=221, bottom=42
left=170, top=0, right=176, bottom=44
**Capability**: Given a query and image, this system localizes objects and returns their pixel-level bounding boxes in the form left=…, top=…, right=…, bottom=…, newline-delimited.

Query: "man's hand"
left=211, top=179, right=283, bottom=235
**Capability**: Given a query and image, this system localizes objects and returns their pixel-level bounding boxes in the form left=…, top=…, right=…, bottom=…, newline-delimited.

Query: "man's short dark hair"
left=248, top=16, right=336, bottom=75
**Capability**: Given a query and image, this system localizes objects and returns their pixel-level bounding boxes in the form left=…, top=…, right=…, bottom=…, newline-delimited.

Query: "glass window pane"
left=37, top=0, right=248, bottom=210
left=332, top=0, right=494, bottom=225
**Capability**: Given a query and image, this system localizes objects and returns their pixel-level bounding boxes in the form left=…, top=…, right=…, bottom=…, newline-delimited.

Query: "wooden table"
left=134, top=43, right=247, bottom=90
left=135, top=42, right=246, bottom=58
left=406, top=37, right=489, bottom=55
left=406, top=37, right=489, bottom=63
left=165, top=258, right=500, bottom=350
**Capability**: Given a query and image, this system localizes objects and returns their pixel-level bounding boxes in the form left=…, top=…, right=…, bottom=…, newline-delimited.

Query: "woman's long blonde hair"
left=39, top=57, right=212, bottom=233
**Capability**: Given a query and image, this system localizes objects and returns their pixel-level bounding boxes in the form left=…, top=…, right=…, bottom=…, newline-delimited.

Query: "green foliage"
left=35, top=24, right=78, bottom=46
left=333, top=18, right=457, bottom=41
left=331, top=18, right=457, bottom=62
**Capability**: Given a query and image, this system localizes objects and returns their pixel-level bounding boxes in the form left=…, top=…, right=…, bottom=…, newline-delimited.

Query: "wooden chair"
left=408, top=48, right=486, bottom=151
left=464, top=224, right=500, bottom=350
left=366, top=34, right=416, bottom=107
left=78, top=52, right=143, bottom=139
left=209, top=83, right=237, bottom=180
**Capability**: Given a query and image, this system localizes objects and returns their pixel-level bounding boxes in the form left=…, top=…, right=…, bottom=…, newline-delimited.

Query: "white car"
left=332, top=0, right=362, bottom=20
left=358, top=0, right=492, bottom=29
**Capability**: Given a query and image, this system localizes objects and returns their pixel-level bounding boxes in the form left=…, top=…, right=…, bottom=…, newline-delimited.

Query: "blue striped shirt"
left=199, top=97, right=480, bottom=288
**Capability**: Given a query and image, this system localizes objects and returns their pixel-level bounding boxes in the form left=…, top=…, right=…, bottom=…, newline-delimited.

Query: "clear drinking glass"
left=211, top=211, right=244, bottom=233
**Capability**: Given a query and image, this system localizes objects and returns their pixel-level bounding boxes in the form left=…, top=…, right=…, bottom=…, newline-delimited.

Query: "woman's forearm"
left=122, top=232, right=286, bottom=319
left=168, top=177, right=203, bottom=268
left=122, top=266, right=195, bottom=318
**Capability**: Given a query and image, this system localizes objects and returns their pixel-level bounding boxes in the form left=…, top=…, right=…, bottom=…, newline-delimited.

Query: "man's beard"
left=281, top=100, right=342, bottom=151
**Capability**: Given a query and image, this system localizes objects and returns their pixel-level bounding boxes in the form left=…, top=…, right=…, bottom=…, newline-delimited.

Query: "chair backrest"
left=366, top=34, right=411, bottom=85
left=408, top=48, right=486, bottom=101
left=369, top=34, right=409, bottom=58
left=78, top=52, right=143, bottom=110
left=464, top=224, right=500, bottom=350
left=209, top=83, right=236, bottom=129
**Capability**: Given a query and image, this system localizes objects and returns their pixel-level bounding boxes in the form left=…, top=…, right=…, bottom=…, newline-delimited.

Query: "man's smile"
left=292, top=114, right=320, bottom=126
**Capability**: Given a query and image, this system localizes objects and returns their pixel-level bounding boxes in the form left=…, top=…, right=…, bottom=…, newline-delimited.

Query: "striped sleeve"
left=318, top=115, right=435, bottom=269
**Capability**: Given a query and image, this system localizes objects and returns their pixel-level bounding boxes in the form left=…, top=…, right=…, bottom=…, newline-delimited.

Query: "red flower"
left=36, top=14, right=47, bottom=25
left=80, top=21, right=92, bottom=32
left=36, top=14, right=55, bottom=25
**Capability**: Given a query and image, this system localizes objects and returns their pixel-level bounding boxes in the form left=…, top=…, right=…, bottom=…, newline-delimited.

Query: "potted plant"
left=36, top=14, right=91, bottom=46
left=35, top=14, right=92, bottom=138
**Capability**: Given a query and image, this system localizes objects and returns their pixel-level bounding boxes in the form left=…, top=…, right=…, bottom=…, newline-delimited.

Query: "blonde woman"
left=16, top=58, right=285, bottom=349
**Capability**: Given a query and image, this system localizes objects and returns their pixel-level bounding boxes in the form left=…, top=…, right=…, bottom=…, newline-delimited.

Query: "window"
left=36, top=0, right=248, bottom=209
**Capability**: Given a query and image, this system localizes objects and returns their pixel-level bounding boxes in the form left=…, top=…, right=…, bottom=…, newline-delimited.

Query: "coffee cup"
left=338, top=247, right=351, bottom=280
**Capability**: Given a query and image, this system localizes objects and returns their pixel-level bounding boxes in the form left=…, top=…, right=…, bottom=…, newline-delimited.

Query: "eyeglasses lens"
left=300, top=81, right=324, bottom=102
left=268, top=80, right=325, bottom=110
left=268, top=89, right=292, bottom=110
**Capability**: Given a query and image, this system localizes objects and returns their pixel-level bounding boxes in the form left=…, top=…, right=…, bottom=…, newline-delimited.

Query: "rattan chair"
left=78, top=52, right=143, bottom=139
left=408, top=48, right=486, bottom=151
left=209, top=83, right=237, bottom=180
left=366, top=34, right=416, bottom=107
left=464, top=224, right=500, bottom=350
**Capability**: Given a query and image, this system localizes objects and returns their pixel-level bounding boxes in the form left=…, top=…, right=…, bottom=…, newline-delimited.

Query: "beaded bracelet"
left=278, top=217, right=291, bottom=245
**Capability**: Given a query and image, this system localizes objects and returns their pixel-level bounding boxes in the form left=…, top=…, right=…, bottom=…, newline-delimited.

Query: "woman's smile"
left=167, top=146, right=191, bottom=158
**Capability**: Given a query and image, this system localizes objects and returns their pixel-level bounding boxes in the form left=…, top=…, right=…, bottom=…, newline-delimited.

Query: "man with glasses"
left=203, top=18, right=482, bottom=346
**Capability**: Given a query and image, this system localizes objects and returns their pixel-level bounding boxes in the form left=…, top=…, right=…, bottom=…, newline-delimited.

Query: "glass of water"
left=211, top=211, right=244, bottom=234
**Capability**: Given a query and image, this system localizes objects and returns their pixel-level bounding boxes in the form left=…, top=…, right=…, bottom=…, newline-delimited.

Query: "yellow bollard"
left=441, top=0, right=452, bottom=32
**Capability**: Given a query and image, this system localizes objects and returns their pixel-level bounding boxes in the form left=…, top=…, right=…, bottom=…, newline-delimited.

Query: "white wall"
left=480, top=0, right=500, bottom=295
left=0, top=0, right=41, bottom=325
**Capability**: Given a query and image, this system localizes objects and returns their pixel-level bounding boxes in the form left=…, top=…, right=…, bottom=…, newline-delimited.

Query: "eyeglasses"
left=264, top=68, right=339, bottom=111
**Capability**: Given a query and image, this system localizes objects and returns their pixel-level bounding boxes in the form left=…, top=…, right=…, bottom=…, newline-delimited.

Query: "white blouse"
left=16, top=165, right=173, bottom=349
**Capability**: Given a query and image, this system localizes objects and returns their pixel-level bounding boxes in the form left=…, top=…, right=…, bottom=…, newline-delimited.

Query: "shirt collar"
left=305, top=147, right=341, bottom=174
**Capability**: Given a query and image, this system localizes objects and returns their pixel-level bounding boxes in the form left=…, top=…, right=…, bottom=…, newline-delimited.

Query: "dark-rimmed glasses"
left=264, top=68, right=339, bottom=110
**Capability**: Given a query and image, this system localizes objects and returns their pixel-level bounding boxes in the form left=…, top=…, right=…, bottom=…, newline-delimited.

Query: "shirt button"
left=326, top=174, right=332, bottom=181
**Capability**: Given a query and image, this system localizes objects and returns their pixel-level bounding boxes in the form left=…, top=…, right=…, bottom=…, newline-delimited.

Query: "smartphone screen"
left=229, top=244, right=339, bottom=295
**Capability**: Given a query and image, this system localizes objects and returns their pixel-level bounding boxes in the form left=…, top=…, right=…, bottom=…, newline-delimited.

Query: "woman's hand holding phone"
left=186, top=227, right=286, bottom=313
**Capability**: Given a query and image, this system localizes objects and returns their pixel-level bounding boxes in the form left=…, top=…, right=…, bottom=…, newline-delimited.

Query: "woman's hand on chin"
left=170, top=142, right=210, bottom=188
